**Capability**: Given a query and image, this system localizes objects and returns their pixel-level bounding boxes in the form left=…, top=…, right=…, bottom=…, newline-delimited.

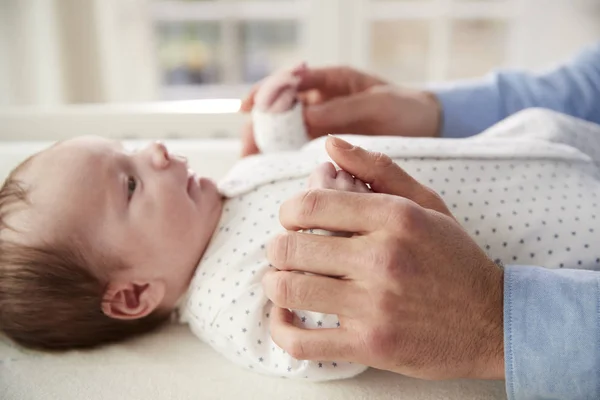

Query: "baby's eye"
left=127, top=176, right=137, bottom=200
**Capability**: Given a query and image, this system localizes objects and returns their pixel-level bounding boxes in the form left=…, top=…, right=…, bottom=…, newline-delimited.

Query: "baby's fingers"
left=334, top=170, right=356, bottom=191
left=354, top=178, right=372, bottom=193
left=336, top=170, right=371, bottom=193
left=307, top=162, right=337, bottom=189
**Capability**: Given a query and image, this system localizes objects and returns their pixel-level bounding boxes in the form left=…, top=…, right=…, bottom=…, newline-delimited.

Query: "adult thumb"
left=304, top=92, right=378, bottom=137
left=325, top=136, right=452, bottom=215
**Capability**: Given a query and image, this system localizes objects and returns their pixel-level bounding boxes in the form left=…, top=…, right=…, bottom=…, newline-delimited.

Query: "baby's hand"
left=254, top=63, right=307, bottom=113
left=308, top=162, right=371, bottom=193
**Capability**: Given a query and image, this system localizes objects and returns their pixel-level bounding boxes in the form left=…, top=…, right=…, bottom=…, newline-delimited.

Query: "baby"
left=2, top=64, right=600, bottom=382
left=0, top=65, right=368, bottom=381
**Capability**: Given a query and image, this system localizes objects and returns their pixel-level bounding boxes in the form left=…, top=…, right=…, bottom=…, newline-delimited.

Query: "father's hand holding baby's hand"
left=262, top=136, right=505, bottom=381
left=240, top=66, right=443, bottom=156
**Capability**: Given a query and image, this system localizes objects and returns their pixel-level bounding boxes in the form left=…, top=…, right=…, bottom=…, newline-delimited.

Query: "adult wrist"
left=421, top=91, right=443, bottom=138
left=473, top=266, right=505, bottom=380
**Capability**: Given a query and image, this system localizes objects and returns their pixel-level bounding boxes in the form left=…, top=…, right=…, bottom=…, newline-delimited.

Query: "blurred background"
left=1, top=0, right=599, bottom=112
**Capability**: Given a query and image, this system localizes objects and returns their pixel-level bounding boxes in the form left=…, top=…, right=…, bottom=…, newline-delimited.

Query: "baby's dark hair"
left=0, top=154, right=169, bottom=350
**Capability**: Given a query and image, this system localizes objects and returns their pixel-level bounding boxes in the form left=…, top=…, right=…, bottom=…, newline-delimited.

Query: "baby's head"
left=0, top=136, right=222, bottom=349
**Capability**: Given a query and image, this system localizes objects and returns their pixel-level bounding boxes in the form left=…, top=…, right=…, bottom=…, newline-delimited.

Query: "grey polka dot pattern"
left=181, top=176, right=365, bottom=381
left=253, top=102, right=310, bottom=153
left=179, top=108, right=600, bottom=380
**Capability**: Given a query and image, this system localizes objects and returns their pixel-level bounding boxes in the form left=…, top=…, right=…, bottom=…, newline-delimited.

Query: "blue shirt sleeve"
left=432, top=43, right=600, bottom=138
left=504, top=265, right=600, bottom=400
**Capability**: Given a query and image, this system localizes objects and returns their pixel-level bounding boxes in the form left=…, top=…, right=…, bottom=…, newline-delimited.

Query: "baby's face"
left=16, top=136, right=223, bottom=308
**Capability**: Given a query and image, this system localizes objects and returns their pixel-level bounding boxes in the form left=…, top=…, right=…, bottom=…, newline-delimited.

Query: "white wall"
left=91, top=0, right=159, bottom=103
left=0, top=1, right=11, bottom=107
left=0, top=0, right=159, bottom=106
left=0, top=0, right=65, bottom=106
left=510, top=0, right=600, bottom=70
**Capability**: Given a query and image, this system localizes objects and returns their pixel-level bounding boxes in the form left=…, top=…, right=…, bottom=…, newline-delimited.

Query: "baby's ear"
left=101, top=281, right=165, bottom=320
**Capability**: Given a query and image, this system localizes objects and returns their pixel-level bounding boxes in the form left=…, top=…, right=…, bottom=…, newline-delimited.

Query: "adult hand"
left=262, top=136, right=505, bottom=380
left=239, top=66, right=443, bottom=156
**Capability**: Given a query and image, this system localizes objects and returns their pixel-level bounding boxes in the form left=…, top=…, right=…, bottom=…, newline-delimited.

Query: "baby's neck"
left=202, top=195, right=226, bottom=256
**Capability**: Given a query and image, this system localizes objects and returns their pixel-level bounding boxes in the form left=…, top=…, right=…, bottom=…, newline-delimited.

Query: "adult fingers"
left=302, top=91, right=382, bottom=137
left=241, top=66, right=383, bottom=113
left=279, top=189, right=408, bottom=233
left=267, top=231, right=372, bottom=277
left=269, top=307, right=356, bottom=362
left=262, top=270, right=362, bottom=316
left=325, top=136, right=452, bottom=215
left=297, top=67, right=385, bottom=97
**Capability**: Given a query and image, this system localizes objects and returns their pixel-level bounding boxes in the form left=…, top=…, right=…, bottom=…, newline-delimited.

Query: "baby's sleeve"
left=252, top=102, right=310, bottom=153
left=204, top=297, right=368, bottom=381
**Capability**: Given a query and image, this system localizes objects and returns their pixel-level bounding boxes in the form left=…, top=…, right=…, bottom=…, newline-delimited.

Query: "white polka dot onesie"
left=178, top=107, right=600, bottom=381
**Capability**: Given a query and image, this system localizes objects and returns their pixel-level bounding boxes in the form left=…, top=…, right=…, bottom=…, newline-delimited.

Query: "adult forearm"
left=431, top=43, right=600, bottom=139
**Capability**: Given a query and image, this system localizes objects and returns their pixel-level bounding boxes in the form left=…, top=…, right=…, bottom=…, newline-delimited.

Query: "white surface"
left=0, top=100, right=245, bottom=141
left=0, top=324, right=506, bottom=400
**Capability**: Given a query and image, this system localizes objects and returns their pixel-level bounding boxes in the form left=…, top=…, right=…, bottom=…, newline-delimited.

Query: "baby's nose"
left=151, top=141, right=170, bottom=169
left=171, top=153, right=188, bottom=164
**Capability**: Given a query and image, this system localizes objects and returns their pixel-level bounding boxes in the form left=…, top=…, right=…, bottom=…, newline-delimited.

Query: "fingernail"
left=329, top=135, right=354, bottom=150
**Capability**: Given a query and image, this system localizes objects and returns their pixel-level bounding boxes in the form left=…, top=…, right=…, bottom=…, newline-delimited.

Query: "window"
left=365, top=0, right=515, bottom=85
left=152, top=0, right=306, bottom=100
left=151, top=0, right=518, bottom=99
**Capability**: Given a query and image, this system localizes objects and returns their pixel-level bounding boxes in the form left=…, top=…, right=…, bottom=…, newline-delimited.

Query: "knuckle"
left=379, top=196, right=406, bottom=227
left=272, top=273, right=309, bottom=309
left=421, top=187, right=450, bottom=214
left=372, top=151, right=395, bottom=170
left=361, top=327, right=395, bottom=360
left=268, top=233, right=291, bottom=268
left=286, top=336, right=308, bottom=360
left=368, top=238, right=401, bottom=280
left=369, top=152, right=397, bottom=186
left=299, top=189, right=322, bottom=223
left=272, top=273, right=293, bottom=306
left=372, top=289, right=400, bottom=315
left=424, top=187, right=444, bottom=204
left=391, top=200, right=426, bottom=234
left=367, top=242, right=391, bottom=272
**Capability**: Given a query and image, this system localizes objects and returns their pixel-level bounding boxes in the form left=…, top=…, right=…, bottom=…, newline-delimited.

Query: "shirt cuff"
left=428, top=78, right=504, bottom=139
left=504, top=265, right=600, bottom=400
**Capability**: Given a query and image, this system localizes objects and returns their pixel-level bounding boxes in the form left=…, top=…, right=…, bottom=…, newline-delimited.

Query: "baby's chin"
left=199, top=177, right=224, bottom=202
left=199, top=176, right=217, bottom=193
